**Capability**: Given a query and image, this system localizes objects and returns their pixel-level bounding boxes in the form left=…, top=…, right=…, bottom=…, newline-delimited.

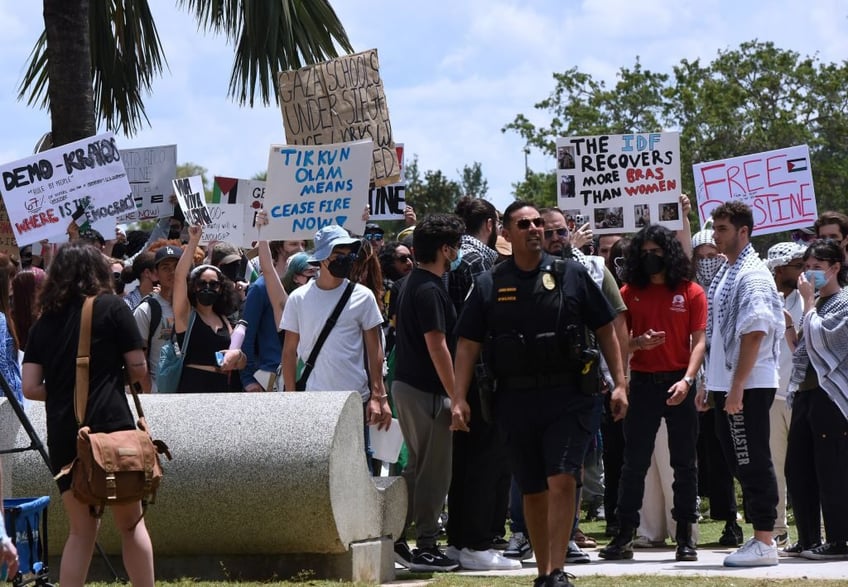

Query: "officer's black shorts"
left=496, top=385, right=595, bottom=494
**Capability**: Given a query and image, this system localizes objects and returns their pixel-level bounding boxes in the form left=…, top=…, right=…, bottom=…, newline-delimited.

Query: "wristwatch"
left=683, top=376, right=695, bottom=386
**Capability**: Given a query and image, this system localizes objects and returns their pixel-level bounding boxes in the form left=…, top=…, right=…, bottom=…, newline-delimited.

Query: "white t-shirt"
left=706, top=272, right=779, bottom=392
left=133, top=293, right=175, bottom=391
left=776, top=289, right=803, bottom=400
left=280, top=279, right=383, bottom=400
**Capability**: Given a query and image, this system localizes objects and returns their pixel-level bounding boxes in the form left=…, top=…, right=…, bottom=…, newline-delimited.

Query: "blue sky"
left=0, top=0, right=845, bottom=213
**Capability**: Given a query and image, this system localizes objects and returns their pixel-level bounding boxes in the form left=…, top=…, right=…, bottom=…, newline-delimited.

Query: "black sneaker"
left=504, top=531, right=533, bottom=560
left=408, top=546, right=460, bottom=572
left=491, top=536, right=509, bottom=550
left=394, top=540, right=413, bottom=568
left=781, top=541, right=818, bottom=558
left=547, top=569, right=576, bottom=586
left=565, top=540, right=591, bottom=564
left=719, top=521, right=744, bottom=547
left=801, top=541, right=848, bottom=560
left=533, top=575, right=549, bottom=587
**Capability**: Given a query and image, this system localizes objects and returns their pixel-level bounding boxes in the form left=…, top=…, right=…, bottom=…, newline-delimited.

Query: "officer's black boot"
left=675, top=522, right=698, bottom=562
left=598, top=526, right=635, bottom=560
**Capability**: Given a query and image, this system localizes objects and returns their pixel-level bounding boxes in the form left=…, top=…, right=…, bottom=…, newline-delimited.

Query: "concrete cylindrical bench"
left=1, top=391, right=406, bottom=583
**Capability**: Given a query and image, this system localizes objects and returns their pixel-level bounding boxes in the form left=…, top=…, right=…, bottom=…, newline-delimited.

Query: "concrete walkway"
left=388, top=546, right=848, bottom=584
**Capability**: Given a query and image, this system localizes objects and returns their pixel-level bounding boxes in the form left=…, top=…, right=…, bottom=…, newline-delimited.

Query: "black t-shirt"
left=25, top=294, right=142, bottom=473
left=394, top=268, right=456, bottom=395
left=456, top=255, right=615, bottom=343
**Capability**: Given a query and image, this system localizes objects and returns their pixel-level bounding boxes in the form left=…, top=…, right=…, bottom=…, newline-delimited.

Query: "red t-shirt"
left=620, top=280, right=707, bottom=372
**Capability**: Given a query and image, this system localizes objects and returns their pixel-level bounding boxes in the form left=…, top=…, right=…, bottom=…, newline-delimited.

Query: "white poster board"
left=0, top=132, right=133, bottom=246
left=212, top=176, right=267, bottom=244
left=118, top=144, right=177, bottom=222
left=200, top=203, right=245, bottom=245
left=693, top=145, right=816, bottom=236
left=367, top=144, right=405, bottom=220
left=263, top=139, right=372, bottom=240
left=556, top=132, right=682, bottom=234
left=172, top=176, right=212, bottom=226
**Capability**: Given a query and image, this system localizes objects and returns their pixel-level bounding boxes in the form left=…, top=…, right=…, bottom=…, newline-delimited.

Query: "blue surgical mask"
left=805, top=269, right=828, bottom=290
left=449, top=249, right=463, bottom=272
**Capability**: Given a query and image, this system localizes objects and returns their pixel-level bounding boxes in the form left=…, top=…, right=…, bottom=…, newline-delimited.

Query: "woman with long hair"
left=21, top=243, right=154, bottom=586
left=172, top=225, right=245, bottom=392
left=785, top=239, right=848, bottom=558
left=11, top=268, right=45, bottom=351
left=0, top=254, right=22, bottom=402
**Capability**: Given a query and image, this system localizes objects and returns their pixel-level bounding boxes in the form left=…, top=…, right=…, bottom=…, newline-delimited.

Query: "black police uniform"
left=456, top=253, right=616, bottom=494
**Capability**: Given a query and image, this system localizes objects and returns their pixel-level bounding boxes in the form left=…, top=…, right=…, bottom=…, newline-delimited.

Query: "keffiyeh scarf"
left=706, top=243, right=783, bottom=370
left=788, top=289, right=848, bottom=421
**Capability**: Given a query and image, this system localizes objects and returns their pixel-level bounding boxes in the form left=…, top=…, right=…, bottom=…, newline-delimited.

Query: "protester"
left=123, top=252, right=157, bottom=309
left=785, top=239, right=848, bottom=560
left=173, top=226, right=245, bottom=392
left=11, top=267, right=45, bottom=351
left=0, top=254, right=22, bottom=403
left=813, top=211, right=848, bottom=263
left=599, top=224, right=705, bottom=562
left=21, top=242, right=155, bottom=587
left=698, top=201, right=783, bottom=567
left=391, top=214, right=466, bottom=571
left=363, top=222, right=386, bottom=253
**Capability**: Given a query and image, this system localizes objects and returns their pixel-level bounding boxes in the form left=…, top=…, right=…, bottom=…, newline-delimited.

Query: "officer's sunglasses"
left=514, top=217, right=545, bottom=230
left=544, top=228, right=568, bottom=240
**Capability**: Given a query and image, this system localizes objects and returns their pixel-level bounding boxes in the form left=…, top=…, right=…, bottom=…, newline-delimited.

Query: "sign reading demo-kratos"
left=0, top=132, right=133, bottom=246
left=277, top=49, right=400, bottom=187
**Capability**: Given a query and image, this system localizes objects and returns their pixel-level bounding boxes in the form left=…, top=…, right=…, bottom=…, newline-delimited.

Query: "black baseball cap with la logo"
left=154, top=245, right=182, bottom=265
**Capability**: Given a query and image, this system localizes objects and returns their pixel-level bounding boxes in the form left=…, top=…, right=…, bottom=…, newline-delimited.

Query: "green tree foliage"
left=20, top=0, right=353, bottom=144
left=404, top=156, right=492, bottom=216
left=504, top=41, right=848, bottom=238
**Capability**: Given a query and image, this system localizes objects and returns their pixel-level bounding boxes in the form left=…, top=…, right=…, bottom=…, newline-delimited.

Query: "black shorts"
left=496, top=386, right=595, bottom=494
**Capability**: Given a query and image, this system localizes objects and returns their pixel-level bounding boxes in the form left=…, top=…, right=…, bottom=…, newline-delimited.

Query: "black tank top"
left=178, top=314, right=231, bottom=367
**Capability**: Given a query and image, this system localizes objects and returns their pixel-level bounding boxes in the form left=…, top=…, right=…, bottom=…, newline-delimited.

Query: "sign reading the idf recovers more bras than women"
left=264, top=139, right=372, bottom=241
left=0, top=132, right=133, bottom=246
left=693, top=145, right=816, bottom=236
left=277, top=49, right=400, bottom=187
left=118, top=144, right=177, bottom=222
left=556, top=132, right=682, bottom=235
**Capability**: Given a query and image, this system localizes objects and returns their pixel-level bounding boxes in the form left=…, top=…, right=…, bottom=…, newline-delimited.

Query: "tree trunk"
left=44, top=0, right=95, bottom=147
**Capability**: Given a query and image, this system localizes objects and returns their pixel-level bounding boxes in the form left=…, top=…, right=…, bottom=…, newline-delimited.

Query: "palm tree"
left=19, top=0, right=352, bottom=147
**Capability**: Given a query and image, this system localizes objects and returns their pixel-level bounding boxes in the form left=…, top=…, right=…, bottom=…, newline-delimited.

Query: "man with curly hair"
left=599, top=224, right=706, bottom=563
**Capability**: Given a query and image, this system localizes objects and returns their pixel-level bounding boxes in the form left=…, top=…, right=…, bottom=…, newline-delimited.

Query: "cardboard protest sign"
left=200, top=203, right=244, bottom=245
left=556, top=132, right=682, bottom=234
left=118, top=144, right=177, bottom=222
left=367, top=144, right=405, bottom=220
left=0, top=199, right=19, bottom=258
left=172, top=176, right=212, bottom=226
left=212, top=176, right=267, bottom=243
left=693, top=145, right=816, bottom=236
left=277, top=49, right=400, bottom=187
left=263, top=139, right=372, bottom=240
left=0, top=132, right=134, bottom=246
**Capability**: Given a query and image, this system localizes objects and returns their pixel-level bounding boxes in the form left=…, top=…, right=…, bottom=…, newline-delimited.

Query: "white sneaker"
left=724, top=537, right=779, bottom=567
left=444, top=545, right=461, bottom=561
left=459, top=547, right=523, bottom=570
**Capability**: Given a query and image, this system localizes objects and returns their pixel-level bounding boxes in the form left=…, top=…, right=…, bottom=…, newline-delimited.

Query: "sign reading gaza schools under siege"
left=212, top=176, right=267, bottom=244
left=556, top=132, right=682, bottom=235
left=367, top=143, right=405, bottom=220
left=693, top=145, right=817, bottom=237
left=277, top=49, right=400, bottom=188
left=118, top=144, right=177, bottom=222
left=0, top=131, right=133, bottom=247
left=172, top=175, right=212, bottom=226
left=263, top=139, right=372, bottom=241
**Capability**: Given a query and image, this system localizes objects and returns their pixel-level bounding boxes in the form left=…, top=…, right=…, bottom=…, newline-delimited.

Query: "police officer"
left=452, top=201, right=628, bottom=587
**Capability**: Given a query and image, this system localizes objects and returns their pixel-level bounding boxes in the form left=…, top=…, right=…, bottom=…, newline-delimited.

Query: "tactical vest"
left=485, top=256, right=586, bottom=380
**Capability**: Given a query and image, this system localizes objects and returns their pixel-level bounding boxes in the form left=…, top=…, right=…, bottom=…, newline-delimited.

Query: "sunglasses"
left=395, top=254, right=413, bottom=263
left=196, top=279, right=221, bottom=291
left=515, top=217, right=545, bottom=230
left=364, top=233, right=384, bottom=241
left=543, top=228, right=568, bottom=240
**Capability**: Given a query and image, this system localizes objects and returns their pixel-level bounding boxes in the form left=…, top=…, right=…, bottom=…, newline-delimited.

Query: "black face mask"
left=641, top=253, right=665, bottom=276
left=196, top=289, right=219, bottom=306
left=327, top=254, right=355, bottom=279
